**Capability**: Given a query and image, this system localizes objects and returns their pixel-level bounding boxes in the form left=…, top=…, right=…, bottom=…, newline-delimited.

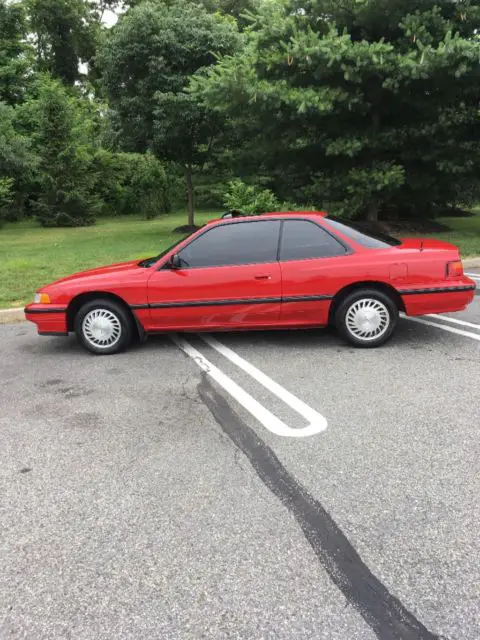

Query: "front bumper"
left=24, top=304, right=68, bottom=335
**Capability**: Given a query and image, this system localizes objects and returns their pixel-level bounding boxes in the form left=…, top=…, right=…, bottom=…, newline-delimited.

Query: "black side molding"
left=282, top=295, right=334, bottom=303
left=149, top=297, right=282, bottom=309
left=24, top=307, right=67, bottom=314
left=132, top=295, right=333, bottom=310
left=398, top=285, right=476, bottom=295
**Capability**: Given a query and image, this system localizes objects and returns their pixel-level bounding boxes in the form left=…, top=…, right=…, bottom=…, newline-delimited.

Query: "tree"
left=0, top=176, right=14, bottom=226
left=0, top=0, right=34, bottom=104
left=99, top=0, right=240, bottom=227
left=91, top=0, right=120, bottom=23
left=26, top=0, right=98, bottom=85
left=201, top=0, right=261, bottom=27
left=0, top=102, right=38, bottom=221
left=192, top=0, right=480, bottom=220
left=92, top=149, right=169, bottom=218
left=18, top=76, right=101, bottom=226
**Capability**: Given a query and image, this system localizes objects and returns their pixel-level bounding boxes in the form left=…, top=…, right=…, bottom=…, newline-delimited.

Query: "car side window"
left=178, top=220, right=281, bottom=268
left=279, top=220, right=347, bottom=261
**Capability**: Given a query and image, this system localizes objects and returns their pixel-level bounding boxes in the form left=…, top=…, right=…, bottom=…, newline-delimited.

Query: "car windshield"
left=324, top=217, right=402, bottom=248
left=138, top=229, right=200, bottom=268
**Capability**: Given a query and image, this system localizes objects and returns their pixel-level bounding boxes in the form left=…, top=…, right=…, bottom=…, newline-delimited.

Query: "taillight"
left=446, top=260, right=463, bottom=278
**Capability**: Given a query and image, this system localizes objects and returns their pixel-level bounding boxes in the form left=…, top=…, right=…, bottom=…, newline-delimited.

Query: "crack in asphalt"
left=198, top=373, right=445, bottom=640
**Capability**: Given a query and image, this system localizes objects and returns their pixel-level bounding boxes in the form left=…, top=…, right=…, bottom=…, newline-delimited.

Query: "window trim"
left=159, top=218, right=282, bottom=270
left=157, top=216, right=353, bottom=271
left=278, top=219, right=352, bottom=263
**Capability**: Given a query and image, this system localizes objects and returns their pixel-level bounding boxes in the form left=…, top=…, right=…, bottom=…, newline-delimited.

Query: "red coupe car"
left=25, top=211, right=476, bottom=354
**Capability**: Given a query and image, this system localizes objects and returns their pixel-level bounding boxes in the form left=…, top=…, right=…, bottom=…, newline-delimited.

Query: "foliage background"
left=1, top=0, right=480, bottom=229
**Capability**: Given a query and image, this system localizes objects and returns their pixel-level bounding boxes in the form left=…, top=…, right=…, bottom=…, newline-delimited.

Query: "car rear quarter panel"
left=280, top=244, right=473, bottom=325
left=279, top=250, right=399, bottom=325
left=390, top=247, right=475, bottom=315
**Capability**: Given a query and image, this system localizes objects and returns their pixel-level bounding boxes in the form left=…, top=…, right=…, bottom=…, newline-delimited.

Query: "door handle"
left=254, top=274, right=272, bottom=280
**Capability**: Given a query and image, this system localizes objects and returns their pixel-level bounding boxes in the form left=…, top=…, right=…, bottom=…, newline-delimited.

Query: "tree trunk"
left=184, top=165, right=195, bottom=228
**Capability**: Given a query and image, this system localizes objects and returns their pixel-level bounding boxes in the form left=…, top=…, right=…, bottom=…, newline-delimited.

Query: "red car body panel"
left=145, top=262, right=282, bottom=330
left=25, top=212, right=476, bottom=338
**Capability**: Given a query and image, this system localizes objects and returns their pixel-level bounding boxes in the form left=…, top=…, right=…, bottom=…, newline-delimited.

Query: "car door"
left=146, top=219, right=282, bottom=330
left=278, top=219, right=351, bottom=326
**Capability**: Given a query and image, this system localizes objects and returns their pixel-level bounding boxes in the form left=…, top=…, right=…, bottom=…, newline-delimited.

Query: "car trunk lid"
left=398, top=238, right=460, bottom=253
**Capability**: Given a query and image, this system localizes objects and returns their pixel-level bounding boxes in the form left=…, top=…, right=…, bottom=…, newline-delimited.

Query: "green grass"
left=0, top=210, right=479, bottom=309
left=0, top=211, right=216, bottom=308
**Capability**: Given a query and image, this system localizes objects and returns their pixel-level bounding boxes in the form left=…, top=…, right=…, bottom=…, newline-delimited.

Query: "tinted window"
left=324, top=218, right=401, bottom=248
left=279, top=220, right=346, bottom=261
left=178, top=220, right=281, bottom=268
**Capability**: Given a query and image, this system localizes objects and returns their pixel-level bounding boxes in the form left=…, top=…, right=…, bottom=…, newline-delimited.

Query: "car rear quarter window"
left=323, top=218, right=401, bottom=248
left=279, top=220, right=347, bottom=261
left=178, top=220, right=281, bottom=268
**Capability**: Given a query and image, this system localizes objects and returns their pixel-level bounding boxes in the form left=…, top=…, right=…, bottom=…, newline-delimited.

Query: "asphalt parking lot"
left=1, top=272, right=479, bottom=640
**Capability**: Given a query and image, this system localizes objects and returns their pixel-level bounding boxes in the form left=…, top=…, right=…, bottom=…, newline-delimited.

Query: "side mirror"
left=169, top=253, right=182, bottom=269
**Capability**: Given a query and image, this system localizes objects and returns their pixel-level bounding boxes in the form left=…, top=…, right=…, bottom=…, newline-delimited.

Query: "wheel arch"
left=66, top=291, right=142, bottom=338
left=328, top=281, right=405, bottom=325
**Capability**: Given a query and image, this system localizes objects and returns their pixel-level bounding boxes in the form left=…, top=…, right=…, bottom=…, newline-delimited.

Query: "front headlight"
left=34, top=292, right=51, bottom=304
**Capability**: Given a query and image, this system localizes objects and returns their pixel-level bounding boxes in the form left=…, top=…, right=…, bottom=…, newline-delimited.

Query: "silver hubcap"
left=82, top=308, right=122, bottom=349
left=345, top=298, right=390, bottom=341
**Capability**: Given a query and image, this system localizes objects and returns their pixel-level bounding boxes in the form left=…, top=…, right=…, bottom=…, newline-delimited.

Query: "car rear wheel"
left=335, top=289, right=398, bottom=348
left=75, top=299, right=133, bottom=355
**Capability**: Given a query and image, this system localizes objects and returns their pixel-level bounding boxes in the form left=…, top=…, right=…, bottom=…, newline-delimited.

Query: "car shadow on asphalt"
left=18, top=333, right=82, bottom=356
left=18, top=333, right=167, bottom=357
left=201, top=320, right=434, bottom=352
left=17, top=317, right=449, bottom=358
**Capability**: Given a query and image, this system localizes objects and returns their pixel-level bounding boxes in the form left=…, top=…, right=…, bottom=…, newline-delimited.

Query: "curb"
left=0, top=258, right=478, bottom=325
left=463, top=257, right=480, bottom=268
left=0, top=307, right=25, bottom=324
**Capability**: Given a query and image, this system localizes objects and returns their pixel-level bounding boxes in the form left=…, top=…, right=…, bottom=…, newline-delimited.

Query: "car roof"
left=207, top=211, right=328, bottom=225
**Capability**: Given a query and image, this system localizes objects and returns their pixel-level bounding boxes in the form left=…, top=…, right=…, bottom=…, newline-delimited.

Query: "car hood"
left=50, top=260, right=143, bottom=286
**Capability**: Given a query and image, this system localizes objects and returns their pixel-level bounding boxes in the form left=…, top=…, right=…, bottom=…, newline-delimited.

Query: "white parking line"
left=426, top=314, right=480, bottom=330
left=202, top=334, right=328, bottom=433
left=172, top=334, right=327, bottom=438
left=404, top=316, right=480, bottom=341
left=465, top=272, right=480, bottom=280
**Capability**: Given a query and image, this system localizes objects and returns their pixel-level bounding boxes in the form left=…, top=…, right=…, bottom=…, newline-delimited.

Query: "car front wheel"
left=75, top=299, right=133, bottom=355
left=335, top=289, right=398, bottom=348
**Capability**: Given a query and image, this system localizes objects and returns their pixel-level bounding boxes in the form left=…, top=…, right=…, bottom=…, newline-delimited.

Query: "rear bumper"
left=24, top=304, right=68, bottom=336
left=398, top=280, right=476, bottom=316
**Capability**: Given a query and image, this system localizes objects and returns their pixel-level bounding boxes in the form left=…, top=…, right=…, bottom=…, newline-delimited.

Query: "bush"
left=194, top=169, right=232, bottom=209
left=130, top=154, right=168, bottom=219
left=223, top=179, right=280, bottom=214
left=93, top=151, right=168, bottom=219
left=33, top=188, right=99, bottom=227
left=195, top=181, right=225, bottom=209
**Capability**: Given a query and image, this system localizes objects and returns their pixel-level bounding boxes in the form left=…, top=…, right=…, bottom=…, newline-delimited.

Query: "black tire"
left=334, top=289, right=398, bottom=348
left=75, top=298, right=133, bottom=355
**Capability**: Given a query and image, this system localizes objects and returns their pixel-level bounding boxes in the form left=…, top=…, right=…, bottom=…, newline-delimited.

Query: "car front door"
left=146, top=219, right=282, bottom=330
left=278, top=219, right=351, bottom=326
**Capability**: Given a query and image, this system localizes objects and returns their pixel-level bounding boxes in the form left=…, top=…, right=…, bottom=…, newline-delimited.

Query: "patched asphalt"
left=0, top=291, right=479, bottom=639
